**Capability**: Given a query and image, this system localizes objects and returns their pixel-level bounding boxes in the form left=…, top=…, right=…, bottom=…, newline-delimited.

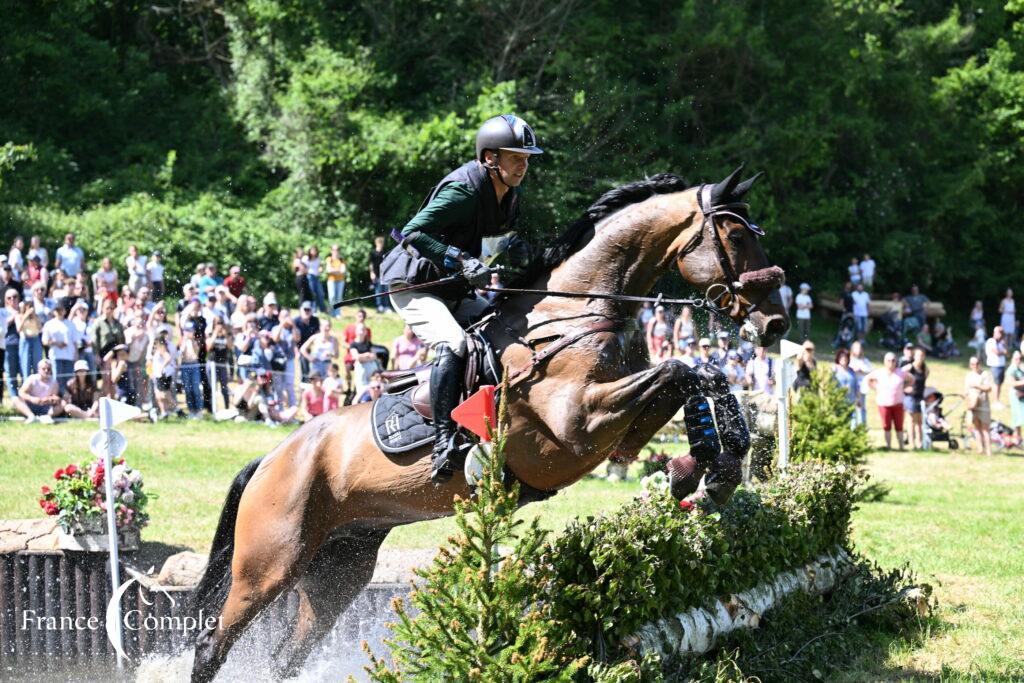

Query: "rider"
left=380, top=114, right=543, bottom=482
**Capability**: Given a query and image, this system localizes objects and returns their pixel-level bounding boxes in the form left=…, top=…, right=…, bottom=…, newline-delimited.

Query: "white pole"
left=777, top=360, right=791, bottom=474
left=99, top=399, right=124, bottom=668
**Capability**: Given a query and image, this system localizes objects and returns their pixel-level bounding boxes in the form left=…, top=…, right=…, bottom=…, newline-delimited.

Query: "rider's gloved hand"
left=442, top=246, right=465, bottom=272
left=461, top=257, right=495, bottom=288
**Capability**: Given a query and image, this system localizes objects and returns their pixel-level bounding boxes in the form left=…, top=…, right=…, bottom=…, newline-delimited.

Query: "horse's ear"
left=733, top=171, right=765, bottom=198
left=711, top=164, right=744, bottom=204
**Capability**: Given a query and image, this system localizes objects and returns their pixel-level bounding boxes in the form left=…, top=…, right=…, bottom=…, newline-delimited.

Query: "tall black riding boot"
left=429, top=343, right=467, bottom=483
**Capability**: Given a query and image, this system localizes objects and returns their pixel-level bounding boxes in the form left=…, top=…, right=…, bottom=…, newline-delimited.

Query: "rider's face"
left=494, top=151, right=530, bottom=187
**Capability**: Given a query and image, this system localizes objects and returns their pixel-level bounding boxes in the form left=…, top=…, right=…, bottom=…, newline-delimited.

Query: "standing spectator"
left=177, top=283, right=199, bottom=314
left=969, top=300, right=985, bottom=332
left=125, top=245, right=148, bottom=294
left=54, top=233, right=86, bottom=278
left=41, top=301, right=76, bottom=393
left=392, top=324, right=424, bottom=371
left=304, top=246, right=327, bottom=314
left=964, top=356, right=994, bottom=456
left=745, top=346, right=775, bottom=394
left=904, top=285, right=929, bottom=329
left=24, top=255, right=47, bottom=290
left=778, top=281, right=793, bottom=319
left=794, top=282, right=813, bottom=341
left=16, top=298, right=44, bottom=388
left=999, top=288, right=1017, bottom=350
left=8, top=236, right=25, bottom=281
left=677, top=338, right=697, bottom=368
left=916, top=323, right=934, bottom=355
left=49, top=271, right=69, bottom=301
left=865, top=353, right=910, bottom=451
left=271, top=311, right=298, bottom=408
left=833, top=348, right=859, bottom=423
left=29, top=282, right=52, bottom=323
left=851, top=282, right=871, bottom=341
left=70, top=301, right=95, bottom=373
left=257, top=292, right=280, bottom=331
left=234, top=319, right=259, bottom=381
left=149, top=332, right=179, bottom=420
left=323, top=363, right=346, bottom=406
left=847, top=258, right=861, bottom=285
left=0, top=262, right=22, bottom=299
left=646, top=305, right=671, bottom=356
left=2, top=289, right=22, bottom=400
left=901, top=348, right=929, bottom=449
left=696, top=338, right=714, bottom=366
left=672, top=305, right=695, bottom=352
left=859, top=253, right=876, bottom=289
left=124, top=317, right=149, bottom=406
left=27, top=236, right=48, bottom=270
left=136, top=286, right=154, bottom=316
left=848, top=341, right=872, bottom=427
left=637, top=301, right=654, bottom=328
left=63, top=360, right=99, bottom=419
left=12, top=359, right=64, bottom=423
left=841, top=281, right=854, bottom=317
left=189, top=263, right=206, bottom=290
left=146, top=250, right=165, bottom=301
left=302, top=372, right=339, bottom=420
left=205, top=319, right=234, bottom=411
left=92, top=299, right=125, bottom=398
left=197, top=263, right=223, bottom=303
left=1009, top=350, right=1024, bottom=441
left=178, top=308, right=206, bottom=418
left=723, top=351, right=745, bottom=394
left=92, top=257, right=119, bottom=308
left=301, top=318, right=339, bottom=379
left=224, top=265, right=246, bottom=299
left=346, top=324, right=379, bottom=396
left=793, top=340, right=817, bottom=390
left=985, top=326, right=1008, bottom=407
left=325, top=244, right=347, bottom=316
left=293, top=248, right=312, bottom=304
left=293, top=301, right=321, bottom=380
left=230, top=294, right=255, bottom=333
left=369, top=235, right=388, bottom=313
left=711, top=330, right=732, bottom=369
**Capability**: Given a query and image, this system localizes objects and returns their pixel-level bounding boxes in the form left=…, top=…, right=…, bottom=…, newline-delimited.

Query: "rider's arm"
left=400, top=184, right=477, bottom=267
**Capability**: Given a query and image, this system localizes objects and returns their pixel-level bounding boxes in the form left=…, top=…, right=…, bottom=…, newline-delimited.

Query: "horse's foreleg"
left=271, top=528, right=390, bottom=678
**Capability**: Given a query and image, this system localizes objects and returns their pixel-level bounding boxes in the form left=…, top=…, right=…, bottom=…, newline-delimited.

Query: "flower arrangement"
left=39, top=456, right=151, bottom=533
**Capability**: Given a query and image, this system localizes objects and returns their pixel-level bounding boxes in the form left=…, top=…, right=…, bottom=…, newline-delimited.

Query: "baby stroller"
left=879, top=311, right=904, bottom=350
left=923, top=387, right=960, bottom=450
left=832, top=312, right=857, bottom=349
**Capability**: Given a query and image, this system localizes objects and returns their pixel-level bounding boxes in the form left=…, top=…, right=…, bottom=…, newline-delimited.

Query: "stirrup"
left=430, top=435, right=471, bottom=484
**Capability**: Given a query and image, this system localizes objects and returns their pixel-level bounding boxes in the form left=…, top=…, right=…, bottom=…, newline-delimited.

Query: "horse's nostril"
left=765, top=316, right=789, bottom=336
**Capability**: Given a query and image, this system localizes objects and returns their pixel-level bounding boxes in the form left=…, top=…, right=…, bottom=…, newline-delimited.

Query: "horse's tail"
left=187, top=456, right=264, bottom=640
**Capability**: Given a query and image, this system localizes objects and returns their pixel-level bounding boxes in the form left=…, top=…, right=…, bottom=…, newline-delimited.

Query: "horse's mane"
left=511, top=173, right=689, bottom=286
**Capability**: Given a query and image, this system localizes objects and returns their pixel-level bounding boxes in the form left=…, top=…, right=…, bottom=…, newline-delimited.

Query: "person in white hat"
left=63, top=359, right=99, bottom=419
left=795, top=282, right=814, bottom=341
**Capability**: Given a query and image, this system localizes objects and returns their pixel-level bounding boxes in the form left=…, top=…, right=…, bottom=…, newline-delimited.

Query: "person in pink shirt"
left=302, top=372, right=339, bottom=420
left=865, top=352, right=912, bottom=450
left=392, top=324, right=424, bottom=370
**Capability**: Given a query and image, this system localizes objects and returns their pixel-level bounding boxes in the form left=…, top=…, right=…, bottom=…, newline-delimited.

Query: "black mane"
left=512, top=173, right=689, bottom=286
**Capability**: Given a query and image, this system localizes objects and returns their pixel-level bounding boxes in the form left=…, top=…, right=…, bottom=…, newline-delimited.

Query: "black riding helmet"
left=476, top=114, right=544, bottom=162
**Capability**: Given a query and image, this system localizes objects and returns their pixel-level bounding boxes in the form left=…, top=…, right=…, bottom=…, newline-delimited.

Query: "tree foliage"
left=790, top=366, right=872, bottom=466
left=2, top=1, right=1022, bottom=304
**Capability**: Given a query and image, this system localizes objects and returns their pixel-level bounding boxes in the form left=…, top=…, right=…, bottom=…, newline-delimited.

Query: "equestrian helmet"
left=476, top=115, right=543, bottom=162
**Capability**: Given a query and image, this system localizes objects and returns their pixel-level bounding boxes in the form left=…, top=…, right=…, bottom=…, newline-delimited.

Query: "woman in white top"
left=301, top=317, right=339, bottom=379
left=92, top=257, right=119, bottom=307
left=303, top=246, right=327, bottom=315
left=672, top=305, right=695, bottom=352
left=27, top=235, right=48, bottom=269
left=125, top=245, right=148, bottom=294
left=999, top=289, right=1016, bottom=347
left=8, top=236, right=25, bottom=281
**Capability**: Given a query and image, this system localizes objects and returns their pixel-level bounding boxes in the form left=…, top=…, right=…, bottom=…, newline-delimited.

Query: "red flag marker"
left=451, top=385, right=497, bottom=442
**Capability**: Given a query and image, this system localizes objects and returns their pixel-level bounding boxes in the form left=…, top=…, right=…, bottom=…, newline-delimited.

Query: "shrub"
left=789, top=366, right=871, bottom=466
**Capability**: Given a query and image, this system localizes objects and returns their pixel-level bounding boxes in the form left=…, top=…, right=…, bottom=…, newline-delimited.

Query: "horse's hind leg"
left=191, top=517, right=328, bottom=683
left=272, top=528, right=390, bottom=678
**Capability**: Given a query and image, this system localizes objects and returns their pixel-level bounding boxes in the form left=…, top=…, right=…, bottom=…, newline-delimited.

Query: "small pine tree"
left=366, top=387, right=588, bottom=682
left=789, top=366, right=871, bottom=466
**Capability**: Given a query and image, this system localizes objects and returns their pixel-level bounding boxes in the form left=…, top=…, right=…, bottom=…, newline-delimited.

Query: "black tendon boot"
left=429, top=344, right=467, bottom=483
left=670, top=394, right=721, bottom=500
left=704, top=392, right=750, bottom=505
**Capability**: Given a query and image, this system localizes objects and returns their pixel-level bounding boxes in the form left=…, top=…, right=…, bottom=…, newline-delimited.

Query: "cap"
left=308, top=371, right=322, bottom=381
left=73, top=360, right=90, bottom=372
left=256, top=368, right=272, bottom=381
left=152, top=250, right=161, bottom=257
left=263, top=292, right=278, bottom=306
left=698, top=337, right=711, bottom=347
left=717, top=330, right=730, bottom=339
left=727, top=350, right=740, bottom=360
left=684, top=337, right=695, bottom=346
left=300, top=301, right=313, bottom=310
left=904, top=342, right=914, bottom=350
left=0, top=255, right=7, bottom=263
left=799, top=282, right=811, bottom=290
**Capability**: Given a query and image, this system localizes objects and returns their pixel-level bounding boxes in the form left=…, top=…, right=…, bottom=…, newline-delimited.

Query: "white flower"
left=128, top=470, right=143, bottom=485
left=120, top=490, right=135, bottom=504
left=640, top=471, right=670, bottom=498
left=111, top=464, right=126, bottom=483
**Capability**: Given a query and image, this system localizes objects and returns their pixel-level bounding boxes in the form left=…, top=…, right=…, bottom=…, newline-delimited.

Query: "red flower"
left=678, top=500, right=695, bottom=512
left=54, top=468, right=65, bottom=480
left=42, top=502, right=58, bottom=516
left=65, top=464, right=78, bottom=476
left=40, top=486, right=50, bottom=495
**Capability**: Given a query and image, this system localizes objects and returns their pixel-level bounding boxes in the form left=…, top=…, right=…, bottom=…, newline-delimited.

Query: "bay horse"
left=189, top=167, right=789, bottom=681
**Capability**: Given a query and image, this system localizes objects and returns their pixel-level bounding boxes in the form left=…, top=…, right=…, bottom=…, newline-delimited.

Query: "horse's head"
left=672, top=166, right=789, bottom=345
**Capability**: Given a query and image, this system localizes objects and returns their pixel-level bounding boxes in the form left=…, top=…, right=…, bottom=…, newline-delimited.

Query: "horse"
left=189, top=166, right=789, bottom=682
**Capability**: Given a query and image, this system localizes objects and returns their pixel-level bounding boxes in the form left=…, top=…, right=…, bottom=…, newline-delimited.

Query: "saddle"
left=370, top=331, right=501, bottom=454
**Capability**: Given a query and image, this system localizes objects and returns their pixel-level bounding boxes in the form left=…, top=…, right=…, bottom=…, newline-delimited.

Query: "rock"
left=0, top=518, right=60, bottom=553
left=157, top=551, right=208, bottom=587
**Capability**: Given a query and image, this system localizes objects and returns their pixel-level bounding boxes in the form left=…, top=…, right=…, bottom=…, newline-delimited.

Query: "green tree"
left=790, top=366, right=871, bottom=466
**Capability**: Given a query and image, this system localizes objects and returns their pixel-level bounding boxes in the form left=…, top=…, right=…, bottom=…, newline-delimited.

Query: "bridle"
left=676, top=184, right=780, bottom=319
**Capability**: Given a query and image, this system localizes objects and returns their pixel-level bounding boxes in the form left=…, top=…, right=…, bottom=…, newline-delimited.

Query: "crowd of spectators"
left=0, top=233, right=425, bottom=426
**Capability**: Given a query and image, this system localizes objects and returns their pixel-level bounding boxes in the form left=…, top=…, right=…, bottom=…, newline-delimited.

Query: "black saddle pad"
left=371, top=389, right=435, bottom=454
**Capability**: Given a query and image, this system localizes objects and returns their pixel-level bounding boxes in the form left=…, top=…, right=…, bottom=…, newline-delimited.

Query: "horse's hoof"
left=667, top=455, right=704, bottom=500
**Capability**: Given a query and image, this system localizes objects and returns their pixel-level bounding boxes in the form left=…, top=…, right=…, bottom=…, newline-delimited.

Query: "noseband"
left=679, top=184, right=784, bottom=318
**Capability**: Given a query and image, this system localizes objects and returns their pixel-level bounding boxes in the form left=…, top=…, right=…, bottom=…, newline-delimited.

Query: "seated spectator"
left=392, top=324, right=424, bottom=370
left=302, top=372, right=339, bottom=419
left=13, top=359, right=64, bottom=423
left=904, top=285, right=929, bottom=328
left=109, top=345, right=131, bottom=403
left=323, top=363, right=346, bottom=402
left=238, top=368, right=298, bottom=426
left=357, top=379, right=384, bottom=404
left=64, top=360, right=99, bottom=419
left=916, top=323, right=934, bottom=356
